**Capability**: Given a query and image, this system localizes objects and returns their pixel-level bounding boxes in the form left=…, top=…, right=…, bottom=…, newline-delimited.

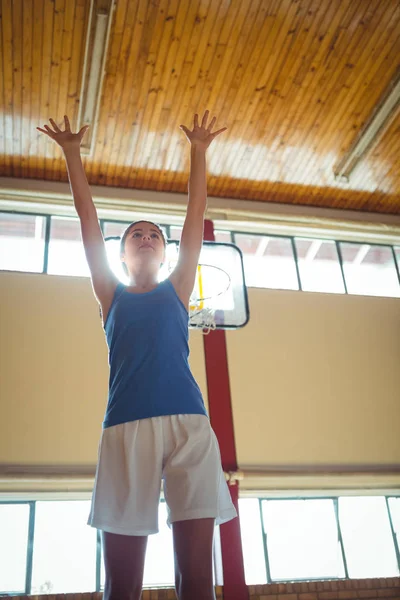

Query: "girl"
left=37, top=111, right=238, bottom=600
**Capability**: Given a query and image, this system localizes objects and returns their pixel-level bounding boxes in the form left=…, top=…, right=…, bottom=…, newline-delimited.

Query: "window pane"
left=0, top=212, right=46, bottom=272
left=234, top=234, right=298, bottom=289
left=388, top=497, right=400, bottom=552
left=394, top=247, right=400, bottom=276
left=169, top=226, right=182, bottom=241
left=262, top=499, right=345, bottom=580
left=47, top=217, right=90, bottom=277
left=214, top=230, right=232, bottom=244
left=238, top=498, right=267, bottom=584
left=339, top=496, right=399, bottom=577
left=31, top=501, right=96, bottom=594
left=295, top=239, right=345, bottom=294
left=103, top=220, right=132, bottom=239
left=339, top=243, right=400, bottom=298
left=0, top=503, right=30, bottom=593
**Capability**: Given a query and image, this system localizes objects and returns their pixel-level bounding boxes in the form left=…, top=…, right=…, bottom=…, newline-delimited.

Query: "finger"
left=179, top=125, right=190, bottom=136
left=207, top=116, right=216, bottom=131
left=78, top=125, right=89, bottom=137
left=36, top=127, right=51, bottom=136
left=64, top=115, right=71, bottom=132
left=194, top=114, right=199, bottom=128
left=49, top=118, right=62, bottom=132
left=201, top=110, right=209, bottom=128
left=211, top=127, right=227, bottom=139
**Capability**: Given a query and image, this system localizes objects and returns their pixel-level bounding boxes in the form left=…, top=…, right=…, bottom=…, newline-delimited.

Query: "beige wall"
left=227, top=288, right=400, bottom=466
left=0, top=272, right=208, bottom=465
left=1, top=271, right=399, bottom=469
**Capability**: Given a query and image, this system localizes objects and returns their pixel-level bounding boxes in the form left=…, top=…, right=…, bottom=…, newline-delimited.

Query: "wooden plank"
left=124, top=0, right=180, bottom=188
left=209, top=0, right=299, bottom=196
left=154, top=0, right=213, bottom=191
left=21, top=0, right=33, bottom=178
left=279, top=0, right=389, bottom=196
left=138, top=0, right=193, bottom=184
left=151, top=0, right=203, bottom=191
left=293, top=0, right=398, bottom=192
left=37, top=0, right=55, bottom=179
left=48, top=0, right=65, bottom=181
left=1, top=0, right=400, bottom=214
left=243, top=0, right=348, bottom=197
left=11, top=0, right=23, bottom=177
left=168, top=0, right=253, bottom=193
left=112, top=0, right=170, bottom=185
left=30, top=0, right=45, bottom=175
left=0, top=0, right=8, bottom=172
left=164, top=0, right=234, bottom=193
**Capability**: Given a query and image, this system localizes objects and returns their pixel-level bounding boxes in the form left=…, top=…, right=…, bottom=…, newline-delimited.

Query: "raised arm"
left=37, top=116, right=118, bottom=321
left=169, top=110, right=227, bottom=306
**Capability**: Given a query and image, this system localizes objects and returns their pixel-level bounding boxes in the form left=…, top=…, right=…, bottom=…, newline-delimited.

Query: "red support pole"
left=203, top=220, right=248, bottom=600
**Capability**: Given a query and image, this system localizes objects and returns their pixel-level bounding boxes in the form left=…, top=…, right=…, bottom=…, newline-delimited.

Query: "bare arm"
left=37, top=117, right=118, bottom=321
left=170, top=111, right=227, bottom=306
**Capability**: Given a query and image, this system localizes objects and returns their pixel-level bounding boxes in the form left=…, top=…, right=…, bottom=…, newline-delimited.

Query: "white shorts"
left=87, top=414, right=238, bottom=535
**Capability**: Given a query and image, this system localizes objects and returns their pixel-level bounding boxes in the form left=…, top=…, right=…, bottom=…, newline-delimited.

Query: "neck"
left=128, top=270, right=159, bottom=290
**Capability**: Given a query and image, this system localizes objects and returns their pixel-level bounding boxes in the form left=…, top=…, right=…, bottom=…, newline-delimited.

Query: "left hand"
left=180, top=110, right=227, bottom=150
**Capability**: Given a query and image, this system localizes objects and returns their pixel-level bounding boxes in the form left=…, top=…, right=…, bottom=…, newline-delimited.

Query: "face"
left=121, top=221, right=166, bottom=274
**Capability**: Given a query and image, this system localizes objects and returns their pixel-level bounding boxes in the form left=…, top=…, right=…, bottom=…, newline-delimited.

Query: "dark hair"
left=120, top=220, right=167, bottom=275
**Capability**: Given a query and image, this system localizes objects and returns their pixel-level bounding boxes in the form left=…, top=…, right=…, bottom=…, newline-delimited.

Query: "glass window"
left=295, top=238, right=345, bottom=294
left=214, top=230, right=233, bottom=244
left=47, top=217, right=90, bottom=277
left=388, top=497, right=400, bottom=552
left=103, top=220, right=132, bottom=239
left=339, top=496, right=399, bottom=577
left=238, top=498, right=267, bottom=584
left=31, top=500, right=96, bottom=594
left=261, top=499, right=345, bottom=580
left=0, top=503, right=30, bottom=594
left=169, top=225, right=182, bottom=241
left=394, top=247, right=400, bottom=275
left=0, top=212, right=46, bottom=272
left=339, top=243, right=400, bottom=298
left=234, top=233, right=299, bottom=289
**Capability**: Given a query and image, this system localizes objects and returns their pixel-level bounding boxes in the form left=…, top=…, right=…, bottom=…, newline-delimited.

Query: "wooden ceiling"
left=1, top=0, right=400, bottom=215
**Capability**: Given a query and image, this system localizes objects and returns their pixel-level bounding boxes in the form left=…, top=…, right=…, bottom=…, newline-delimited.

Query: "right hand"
left=36, top=116, right=89, bottom=150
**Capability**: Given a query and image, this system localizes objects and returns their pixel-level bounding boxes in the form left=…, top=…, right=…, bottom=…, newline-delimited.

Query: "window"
left=261, top=499, right=345, bottom=580
left=339, top=243, right=400, bottom=298
left=0, top=212, right=46, bottom=272
left=295, top=238, right=345, bottom=294
left=103, top=220, right=132, bottom=239
left=234, top=233, right=299, bottom=290
left=31, top=501, right=96, bottom=594
left=214, top=230, right=233, bottom=244
left=339, top=496, right=399, bottom=577
left=0, top=503, right=30, bottom=594
left=238, top=498, right=267, bottom=584
left=1, top=211, right=399, bottom=299
left=169, top=225, right=182, bottom=241
left=394, top=247, right=400, bottom=273
left=1, top=495, right=400, bottom=594
left=47, top=217, right=90, bottom=277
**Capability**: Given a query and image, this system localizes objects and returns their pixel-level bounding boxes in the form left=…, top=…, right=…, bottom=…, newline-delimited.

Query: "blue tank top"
left=102, top=278, right=208, bottom=428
